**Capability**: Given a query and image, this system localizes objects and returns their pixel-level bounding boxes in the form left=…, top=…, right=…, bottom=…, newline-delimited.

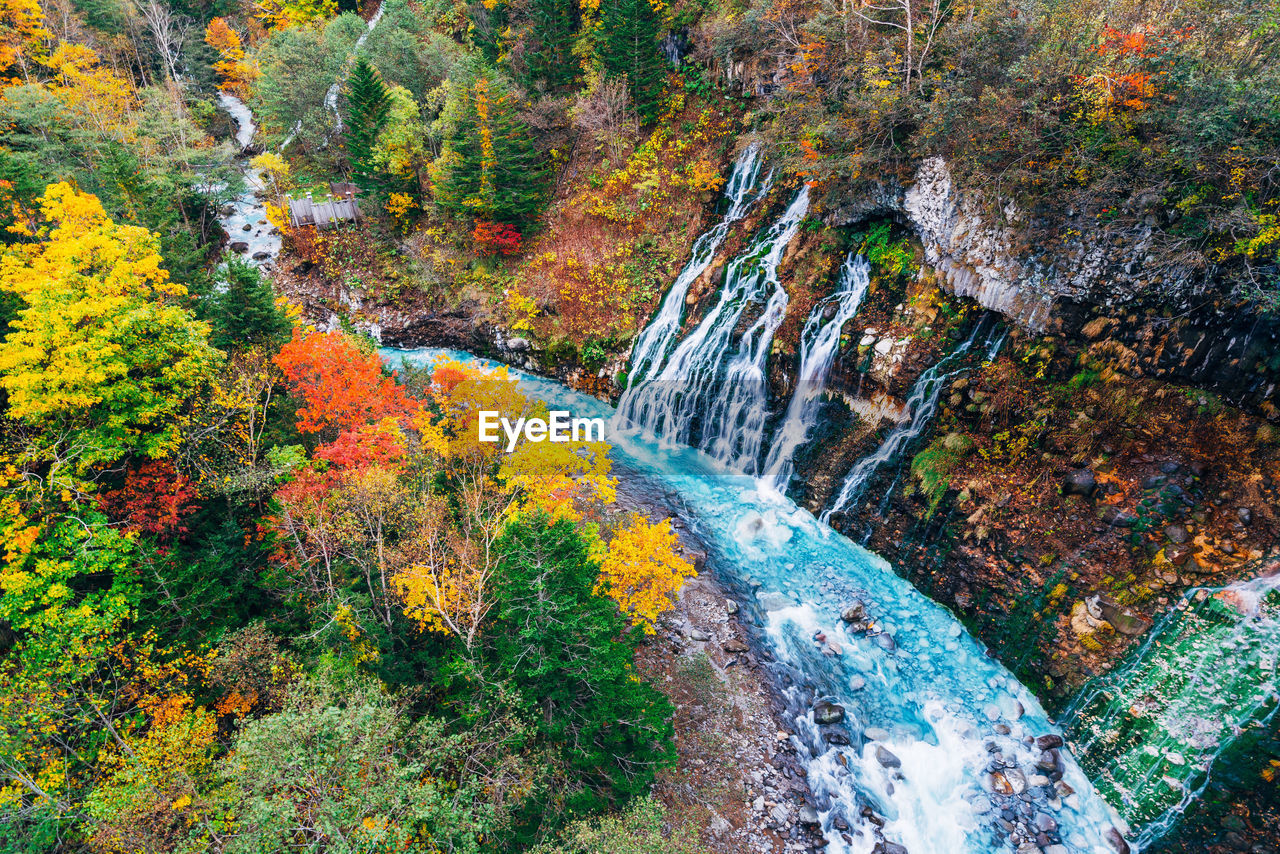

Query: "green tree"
left=343, top=57, right=392, bottom=194
left=483, top=514, right=675, bottom=829
left=430, top=63, right=549, bottom=228
left=601, top=0, right=666, bottom=123
left=522, top=0, right=578, bottom=91
left=208, top=669, right=515, bottom=854
left=204, top=258, right=292, bottom=353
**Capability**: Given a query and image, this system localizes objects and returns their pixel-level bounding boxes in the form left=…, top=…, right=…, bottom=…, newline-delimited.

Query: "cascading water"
left=759, top=252, right=871, bottom=495
left=215, top=93, right=282, bottom=266
left=616, top=186, right=810, bottom=473
left=820, top=319, right=1003, bottom=524
left=324, top=2, right=387, bottom=132
left=1063, top=570, right=1280, bottom=850
left=619, top=145, right=770, bottom=390
left=385, top=346, right=1131, bottom=854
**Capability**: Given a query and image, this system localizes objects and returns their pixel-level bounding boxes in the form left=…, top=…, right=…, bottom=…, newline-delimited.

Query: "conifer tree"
left=430, top=63, right=548, bottom=229
left=343, top=57, right=391, bottom=193
left=601, top=0, right=666, bottom=123
left=522, top=0, right=577, bottom=91
left=205, top=259, right=292, bottom=353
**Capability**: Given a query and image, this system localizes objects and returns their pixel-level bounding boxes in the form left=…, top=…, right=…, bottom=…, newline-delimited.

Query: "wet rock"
left=864, top=727, right=890, bottom=742
left=814, top=701, right=846, bottom=725
left=1097, top=599, right=1151, bottom=636
left=1100, top=506, right=1138, bottom=527
left=1160, top=461, right=1182, bottom=474
left=1165, top=524, right=1190, bottom=544
left=874, top=632, right=897, bottom=652
left=841, top=601, right=867, bottom=623
left=230, top=241, right=249, bottom=252
left=1106, top=828, right=1131, bottom=854
left=1036, top=749, right=1062, bottom=775
left=241, top=223, right=252, bottom=231
left=990, top=768, right=1028, bottom=795
left=1165, top=544, right=1193, bottom=566
left=1034, top=734, right=1064, bottom=750
left=1062, top=469, right=1097, bottom=497
left=877, top=843, right=909, bottom=854
left=875, top=746, right=901, bottom=768
left=688, top=627, right=710, bottom=642
left=799, top=805, right=820, bottom=826
left=724, top=639, right=749, bottom=653
left=252, top=251, right=271, bottom=261
left=1143, top=474, right=1167, bottom=490
left=849, top=676, right=867, bottom=691
left=725, top=599, right=739, bottom=615
left=824, top=731, right=851, bottom=746
left=1238, top=506, right=1254, bottom=526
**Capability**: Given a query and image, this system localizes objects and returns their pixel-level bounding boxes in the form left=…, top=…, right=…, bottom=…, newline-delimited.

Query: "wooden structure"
left=287, top=190, right=361, bottom=229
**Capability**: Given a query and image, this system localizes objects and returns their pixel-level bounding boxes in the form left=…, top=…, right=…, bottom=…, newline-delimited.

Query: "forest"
left=1, top=0, right=1278, bottom=852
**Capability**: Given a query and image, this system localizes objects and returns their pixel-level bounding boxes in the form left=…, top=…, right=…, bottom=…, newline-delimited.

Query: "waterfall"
left=619, top=145, right=770, bottom=392
left=1063, top=570, right=1280, bottom=850
left=616, top=185, right=810, bottom=472
left=820, top=317, right=997, bottom=524
left=325, top=2, right=387, bottom=133
left=759, top=253, right=871, bottom=494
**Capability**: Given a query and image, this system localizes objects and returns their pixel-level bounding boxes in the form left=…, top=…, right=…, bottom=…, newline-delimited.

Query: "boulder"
left=875, top=746, right=901, bottom=768
left=230, top=241, right=249, bottom=252
left=723, top=638, right=749, bottom=653
left=814, top=701, right=846, bottom=725
left=798, top=805, right=820, bottom=826
left=1062, top=469, right=1097, bottom=497
left=1164, top=524, right=1190, bottom=544
left=1034, top=734, right=1064, bottom=750
left=841, top=600, right=868, bottom=623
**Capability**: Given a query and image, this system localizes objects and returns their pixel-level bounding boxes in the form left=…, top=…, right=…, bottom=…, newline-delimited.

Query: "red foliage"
left=101, top=460, right=200, bottom=539
left=472, top=220, right=522, bottom=256
left=273, top=330, right=416, bottom=436
left=314, top=418, right=407, bottom=470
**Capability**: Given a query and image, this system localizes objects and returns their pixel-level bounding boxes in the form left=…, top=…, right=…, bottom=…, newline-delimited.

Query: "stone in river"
left=723, top=638, right=749, bottom=653
left=1035, top=734, right=1064, bottom=750
left=813, top=701, right=845, bottom=725
left=230, top=241, right=249, bottom=252
left=874, top=632, right=896, bottom=652
left=252, top=251, right=271, bottom=261
left=798, top=805, right=820, bottom=826
left=841, top=600, right=867, bottom=623
left=875, top=745, right=901, bottom=768
left=990, top=768, right=1027, bottom=795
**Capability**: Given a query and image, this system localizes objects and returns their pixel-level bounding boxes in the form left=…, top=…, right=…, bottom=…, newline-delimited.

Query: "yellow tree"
left=204, top=17, right=256, bottom=97
left=598, top=514, right=695, bottom=633
left=0, top=183, right=220, bottom=468
left=0, top=0, right=49, bottom=85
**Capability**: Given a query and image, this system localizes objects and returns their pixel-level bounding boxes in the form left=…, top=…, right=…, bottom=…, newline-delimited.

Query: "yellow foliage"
left=597, top=514, right=695, bottom=633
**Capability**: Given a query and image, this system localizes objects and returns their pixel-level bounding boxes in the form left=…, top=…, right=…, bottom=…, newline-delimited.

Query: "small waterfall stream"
left=616, top=185, right=810, bottom=472
left=760, top=253, right=871, bottom=494
left=620, top=145, right=771, bottom=389
left=1063, top=571, right=1280, bottom=850
left=820, top=321, right=1005, bottom=524
left=215, top=93, right=282, bottom=266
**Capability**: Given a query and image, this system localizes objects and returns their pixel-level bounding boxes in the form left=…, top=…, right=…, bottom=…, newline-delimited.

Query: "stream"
left=215, top=92, right=282, bottom=267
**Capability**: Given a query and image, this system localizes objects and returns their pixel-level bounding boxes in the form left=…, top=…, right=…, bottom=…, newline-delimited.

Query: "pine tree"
left=205, top=259, right=291, bottom=352
left=522, top=0, right=578, bottom=92
left=343, top=57, right=391, bottom=194
left=601, top=0, right=666, bottom=123
left=430, top=63, right=548, bottom=229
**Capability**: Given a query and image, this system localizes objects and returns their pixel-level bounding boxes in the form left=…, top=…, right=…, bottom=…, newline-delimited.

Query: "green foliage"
left=601, top=0, right=668, bottom=123
left=532, top=796, right=709, bottom=854
left=344, top=57, right=393, bottom=194
left=484, top=513, right=676, bottom=829
left=431, top=62, right=550, bottom=227
left=859, top=222, right=917, bottom=281
left=210, top=669, right=509, bottom=854
left=522, top=0, right=579, bottom=91
left=910, top=435, right=971, bottom=517
left=204, top=258, right=292, bottom=352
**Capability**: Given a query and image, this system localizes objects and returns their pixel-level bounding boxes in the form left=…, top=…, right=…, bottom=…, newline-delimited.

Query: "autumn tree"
left=601, top=0, right=667, bottom=122
left=430, top=62, right=549, bottom=230
left=0, top=0, right=49, bottom=85
left=0, top=183, right=220, bottom=468
left=253, top=0, right=337, bottom=30
left=204, top=17, right=255, bottom=97
left=272, top=329, right=415, bottom=438
left=598, top=513, right=695, bottom=633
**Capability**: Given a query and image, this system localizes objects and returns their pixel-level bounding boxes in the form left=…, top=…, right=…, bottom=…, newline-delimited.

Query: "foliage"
left=474, top=218, right=523, bottom=255
left=601, top=0, right=668, bottom=122
left=273, top=329, right=415, bottom=437
left=0, top=0, right=49, bottom=85
left=204, top=17, right=255, bottom=97
left=203, top=258, right=292, bottom=353
left=430, top=62, right=550, bottom=229
left=343, top=57, right=392, bottom=194
left=485, top=514, right=676, bottom=823
left=597, top=513, right=695, bottom=633
left=532, top=796, right=709, bottom=854
left=0, top=184, right=220, bottom=467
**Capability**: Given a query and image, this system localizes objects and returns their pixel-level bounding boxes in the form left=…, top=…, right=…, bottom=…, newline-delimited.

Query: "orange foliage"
left=204, top=18, right=256, bottom=97
left=273, top=329, right=416, bottom=437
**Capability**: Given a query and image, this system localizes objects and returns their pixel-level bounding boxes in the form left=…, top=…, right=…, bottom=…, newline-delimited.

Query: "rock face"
left=827, top=157, right=1280, bottom=409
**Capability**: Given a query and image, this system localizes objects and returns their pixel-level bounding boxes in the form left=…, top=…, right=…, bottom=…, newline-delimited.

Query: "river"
left=384, top=347, right=1132, bottom=854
